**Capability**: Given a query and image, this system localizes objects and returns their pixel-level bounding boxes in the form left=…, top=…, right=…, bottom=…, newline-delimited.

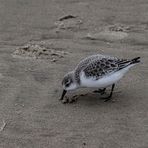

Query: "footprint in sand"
left=85, top=23, right=131, bottom=42
left=12, top=43, right=69, bottom=62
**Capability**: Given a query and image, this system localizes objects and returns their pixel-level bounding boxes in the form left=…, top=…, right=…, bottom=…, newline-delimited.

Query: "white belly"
left=80, top=65, right=133, bottom=88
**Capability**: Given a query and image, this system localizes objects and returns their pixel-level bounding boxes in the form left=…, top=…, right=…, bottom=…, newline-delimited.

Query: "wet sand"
left=0, top=0, right=148, bottom=147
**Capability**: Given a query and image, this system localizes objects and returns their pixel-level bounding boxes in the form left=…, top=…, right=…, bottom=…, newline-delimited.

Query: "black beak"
left=60, top=89, right=67, bottom=100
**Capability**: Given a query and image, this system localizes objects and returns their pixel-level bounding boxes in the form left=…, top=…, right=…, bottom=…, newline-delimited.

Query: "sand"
left=0, top=0, right=148, bottom=147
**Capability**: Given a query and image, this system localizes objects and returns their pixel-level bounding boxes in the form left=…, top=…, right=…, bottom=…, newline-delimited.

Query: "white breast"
left=80, top=65, right=134, bottom=88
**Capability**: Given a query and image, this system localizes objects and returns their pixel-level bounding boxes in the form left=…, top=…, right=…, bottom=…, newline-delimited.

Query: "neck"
left=69, top=71, right=79, bottom=88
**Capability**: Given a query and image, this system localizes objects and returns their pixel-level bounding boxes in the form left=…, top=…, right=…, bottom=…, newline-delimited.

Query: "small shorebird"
left=60, top=54, right=140, bottom=103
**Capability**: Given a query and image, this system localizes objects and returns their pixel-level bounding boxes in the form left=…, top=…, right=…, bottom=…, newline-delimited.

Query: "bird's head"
left=62, top=71, right=78, bottom=91
left=60, top=71, right=78, bottom=100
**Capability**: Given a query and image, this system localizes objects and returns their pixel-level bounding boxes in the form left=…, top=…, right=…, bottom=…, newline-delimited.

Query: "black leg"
left=93, top=88, right=106, bottom=95
left=104, top=84, right=115, bottom=102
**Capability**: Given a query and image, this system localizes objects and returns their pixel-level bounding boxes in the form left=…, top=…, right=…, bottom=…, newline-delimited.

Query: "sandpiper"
left=60, top=54, right=140, bottom=103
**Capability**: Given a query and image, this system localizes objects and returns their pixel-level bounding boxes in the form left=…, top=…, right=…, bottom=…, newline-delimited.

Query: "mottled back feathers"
left=74, top=54, right=133, bottom=84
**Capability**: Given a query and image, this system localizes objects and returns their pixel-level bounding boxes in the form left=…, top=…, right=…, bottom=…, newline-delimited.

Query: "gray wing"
left=74, top=54, right=130, bottom=83
left=82, top=56, right=130, bottom=80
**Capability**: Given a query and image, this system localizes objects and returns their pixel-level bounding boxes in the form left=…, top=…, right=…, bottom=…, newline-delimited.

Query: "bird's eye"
left=65, top=79, right=71, bottom=87
left=65, top=83, right=70, bottom=87
left=66, top=79, right=70, bottom=84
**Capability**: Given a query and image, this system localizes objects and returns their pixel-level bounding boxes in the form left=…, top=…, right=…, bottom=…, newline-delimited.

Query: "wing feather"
left=74, top=54, right=131, bottom=82
left=83, top=57, right=119, bottom=79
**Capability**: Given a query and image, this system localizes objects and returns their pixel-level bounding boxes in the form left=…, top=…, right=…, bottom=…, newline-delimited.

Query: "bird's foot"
left=104, top=96, right=112, bottom=102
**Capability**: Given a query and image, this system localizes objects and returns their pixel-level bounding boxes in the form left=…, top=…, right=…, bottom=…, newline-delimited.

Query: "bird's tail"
left=118, top=57, right=140, bottom=70
left=131, top=57, right=140, bottom=64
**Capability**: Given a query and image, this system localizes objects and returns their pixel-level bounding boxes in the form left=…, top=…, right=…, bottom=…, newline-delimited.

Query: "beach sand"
left=0, top=0, right=148, bottom=147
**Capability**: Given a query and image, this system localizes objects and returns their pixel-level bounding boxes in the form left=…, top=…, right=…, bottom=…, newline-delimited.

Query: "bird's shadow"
left=62, top=91, right=121, bottom=106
